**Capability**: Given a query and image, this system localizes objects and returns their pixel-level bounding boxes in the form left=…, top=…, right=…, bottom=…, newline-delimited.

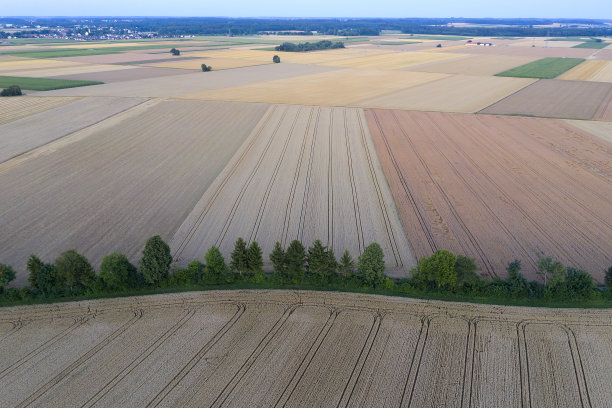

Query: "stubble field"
left=366, top=109, right=612, bottom=281
left=171, top=104, right=415, bottom=275
left=1, top=290, right=610, bottom=408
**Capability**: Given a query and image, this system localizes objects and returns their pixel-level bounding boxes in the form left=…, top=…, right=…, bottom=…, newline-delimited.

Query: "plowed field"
left=1, top=290, right=610, bottom=408
left=171, top=105, right=415, bottom=276
left=366, top=109, right=612, bottom=281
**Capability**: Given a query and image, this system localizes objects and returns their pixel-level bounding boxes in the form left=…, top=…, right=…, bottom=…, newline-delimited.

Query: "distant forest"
left=1, top=17, right=612, bottom=38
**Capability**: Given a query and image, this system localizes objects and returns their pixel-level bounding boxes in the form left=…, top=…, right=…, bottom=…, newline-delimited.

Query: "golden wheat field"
left=0, top=290, right=610, bottom=408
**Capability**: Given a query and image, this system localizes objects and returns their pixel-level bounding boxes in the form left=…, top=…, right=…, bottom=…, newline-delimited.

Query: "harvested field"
left=366, top=109, right=612, bottom=281
left=40, top=63, right=339, bottom=97
left=450, top=45, right=597, bottom=59
left=354, top=75, right=535, bottom=113
left=593, top=90, right=612, bottom=120
left=320, top=51, right=467, bottom=70
left=565, top=120, right=612, bottom=143
left=0, top=63, right=134, bottom=78
left=406, top=54, right=538, bottom=76
left=496, top=57, right=585, bottom=79
left=1, top=290, right=610, bottom=408
left=0, top=96, right=78, bottom=125
left=0, top=100, right=268, bottom=285
left=147, top=57, right=271, bottom=71
left=480, top=79, right=612, bottom=120
left=510, top=39, right=583, bottom=48
left=0, top=96, right=145, bottom=163
left=57, top=51, right=209, bottom=64
left=180, top=69, right=446, bottom=106
left=170, top=105, right=415, bottom=276
left=589, top=61, right=612, bottom=82
left=47, top=66, right=195, bottom=83
left=558, top=59, right=610, bottom=81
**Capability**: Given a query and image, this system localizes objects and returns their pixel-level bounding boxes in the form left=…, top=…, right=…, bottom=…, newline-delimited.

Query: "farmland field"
left=170, top=104, right=415, bottom=276
left=558, top=59, right=609, bottom=81
left=0, top=96, right=79, bottom=125
left=0, top=75, right=102, bottom=90
left=496, top=57, right=585, bottom=79
left=406, top=54, right=537, bottom=76
left=572, top=41, right=610, bottom=49
left=0, top=100, right=268, bottom=285
left=1, top=290, right=610, bottom=408
left=366, top=109, right=612, bottom=281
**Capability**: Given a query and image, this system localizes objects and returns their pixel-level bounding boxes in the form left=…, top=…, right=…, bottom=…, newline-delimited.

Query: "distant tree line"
left=275, top=40, right=344, bottom=52
left=1, top=235, right=610, bottom=305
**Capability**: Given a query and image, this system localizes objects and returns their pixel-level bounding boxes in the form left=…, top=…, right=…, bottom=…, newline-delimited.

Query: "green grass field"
left=573, top=41, right=610, bottom=49
left=496, top=57, right=585, bottom=79
left=0, top=76, right=103, bottom=91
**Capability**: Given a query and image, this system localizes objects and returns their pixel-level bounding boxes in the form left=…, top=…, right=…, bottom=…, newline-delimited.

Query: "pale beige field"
left=0, top=96, right=79, bottom=125
left=558, top=60, right=610, bottom=81
left=171, top=104, right=416, bottom=276
left=565, top=119, right=612, bottom=143
left=354, top=75, right=536, bottom=113
left=0, top=100, right=268, bottom=285
left=179, top=69, right=447, bottom=106
left=510, top=39, right=583, bottom=48
left=147, top=57, right=271, bottom=71
left=0, top=96, right=146, bottom=163
left=0, top=290, right=610, bottom=408
left=406, top=54, right=538, bottom=76
left=320, top=51, right=467, bottom=70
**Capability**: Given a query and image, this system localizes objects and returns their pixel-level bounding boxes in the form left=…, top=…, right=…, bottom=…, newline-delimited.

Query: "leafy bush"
left=170, top=48, right=180, bottom=56
left=273, top=55, right=280, bottom=63
left=99, top=253, right=138, bottom=291
left=0, top=85, right=22, bottom=96
left=54, top=250, right=96, bottom=294
left=140, top=235, right=172, bottom=285
left=357, top=243, right=385, bottom=287
left=0, top=263, right=16, bottom=292
left=201, top=64, right=212, bottom=72
left=204, top=246, right=228, bottom=284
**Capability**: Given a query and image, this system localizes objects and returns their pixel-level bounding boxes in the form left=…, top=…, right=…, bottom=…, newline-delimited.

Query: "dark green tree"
left=54, top=250, right=96, bottom=293
left=308, top=240, right=331, bottom=280
left=204, top=246, right=228, bottom=283
left=1, top=85, right=22, bottom=97
left=415, top=250, right=456, bottom=289
left=270, top=242, right=287, bottom=278
left=504, top=260, right=531, bottom=298
left=170, top=47, right=180, bottom=55
left=357, top=243, right=385, bottom=287
left=27, top=254, right=43, bottom=290
left=605, top=266, right=612, bottom=289
left=99, top=253, right=138, bottom=291
left=273, top=55, right=281, bottom=63
left=564, top=267, right=596, bottom=300
left=140, top=235, right=172, bottom=285
left=247, top=241, right=264, bottom=273
left=286, top=240, right=306, bottom=282
left=0, top=263, right=16, bottom=293
left=201, top=64, right=212, bottom=72
left=338, top=249, right=355, bottom=277
left=454, top=255, right=479, bottom=286
left=230, top=238, right=248, bottom=275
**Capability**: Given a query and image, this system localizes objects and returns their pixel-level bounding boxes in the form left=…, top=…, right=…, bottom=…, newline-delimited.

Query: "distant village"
left=0, top=22, right=162, bottom=41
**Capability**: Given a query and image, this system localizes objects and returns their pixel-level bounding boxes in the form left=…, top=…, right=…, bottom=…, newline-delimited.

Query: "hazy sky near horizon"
left=2, top=1, right=611, bottom=19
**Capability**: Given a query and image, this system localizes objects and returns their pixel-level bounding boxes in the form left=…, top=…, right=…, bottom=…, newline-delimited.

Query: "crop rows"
left=1, top=290, right=610, bottom=407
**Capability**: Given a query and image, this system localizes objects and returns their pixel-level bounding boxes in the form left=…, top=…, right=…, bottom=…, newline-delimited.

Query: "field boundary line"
left=403, top=315, right=432, bottom=408
left=460, top=319, right=477, bottom=408
left=171, top=105, right=278, bottom=260
left=16, top=308, right=145, bottom=408
left=336, top=312, right=382, bottom=408
left=0, top=97, right=157, bottom=173
left=328, top=108, right=334, bottom=247
left=298, top=107, right=321, bottom=241
left=344, top=108, right=364, bottom=253
left=564, top=325, right=592, bottom=408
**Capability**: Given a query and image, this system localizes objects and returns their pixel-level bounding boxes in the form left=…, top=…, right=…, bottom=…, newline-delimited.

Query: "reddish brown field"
left=366, top=109, right=612, bottom=282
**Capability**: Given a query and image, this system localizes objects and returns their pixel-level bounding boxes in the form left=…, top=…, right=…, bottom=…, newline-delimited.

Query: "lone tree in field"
left=100, top=253, right=138, bottom=291
left=230, top=238, right=248, bottom=275
left=273, top=55, right=281, bottom=63
left=54, top=250, right=96, bottom=293
left=286, top=240, right=307, bottom=282
left=270, top=242, right=287, bottom=278
left=357, top=243, right=385, bottom=287
left=338, top=250, right=355, bottom=277
left=0, top=263, right=16, bottom=293
left=247, top=241, right=264, bottom=274
left=201, top=64, right=212, bottom=72
left=204, top=246, right=228, bottom=283
left=1, top=85, right=22, bottom=97
left=170, top=48, right=180, bottom=56
left=140, top=235, right=172, bottom=285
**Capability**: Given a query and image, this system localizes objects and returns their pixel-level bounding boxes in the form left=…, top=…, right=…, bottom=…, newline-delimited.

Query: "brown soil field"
left=179, top=69, right=446, bottom=106
left=479, top=79, right=612, bottom=120
left=147, top=57, right=271, bottom=71
left=40, top=63, right=339, bottom=97
left=0, top=96, right=146, bottom=163
left=47, top=66, right=195, bottom=83
left=0, top=290, right=610, bottom=407
left=366, top=109, right=612, bottom=282
left=565, top=120, right=612, bottom=144
left=406, top=54, right=538, bottom=76
left=320, top=51, right=467, bottom=70
left=593, top=90, right=612, bottom=120
left=0, top=100, right=268, bottom=285
left=354, top=75, right=535, bottom=113
left=0, top=96, right=79, bottom=125
left=557, top=60, right=609, bottom=81
left=170, top=105, right=415, bottom=277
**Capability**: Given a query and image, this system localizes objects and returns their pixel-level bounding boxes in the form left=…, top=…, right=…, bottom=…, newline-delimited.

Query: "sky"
left=2, top=0, right=611, bottom=19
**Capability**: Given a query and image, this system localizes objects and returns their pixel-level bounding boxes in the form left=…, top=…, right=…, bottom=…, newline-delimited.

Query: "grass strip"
left=0, top=75, right=103, bottom=90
